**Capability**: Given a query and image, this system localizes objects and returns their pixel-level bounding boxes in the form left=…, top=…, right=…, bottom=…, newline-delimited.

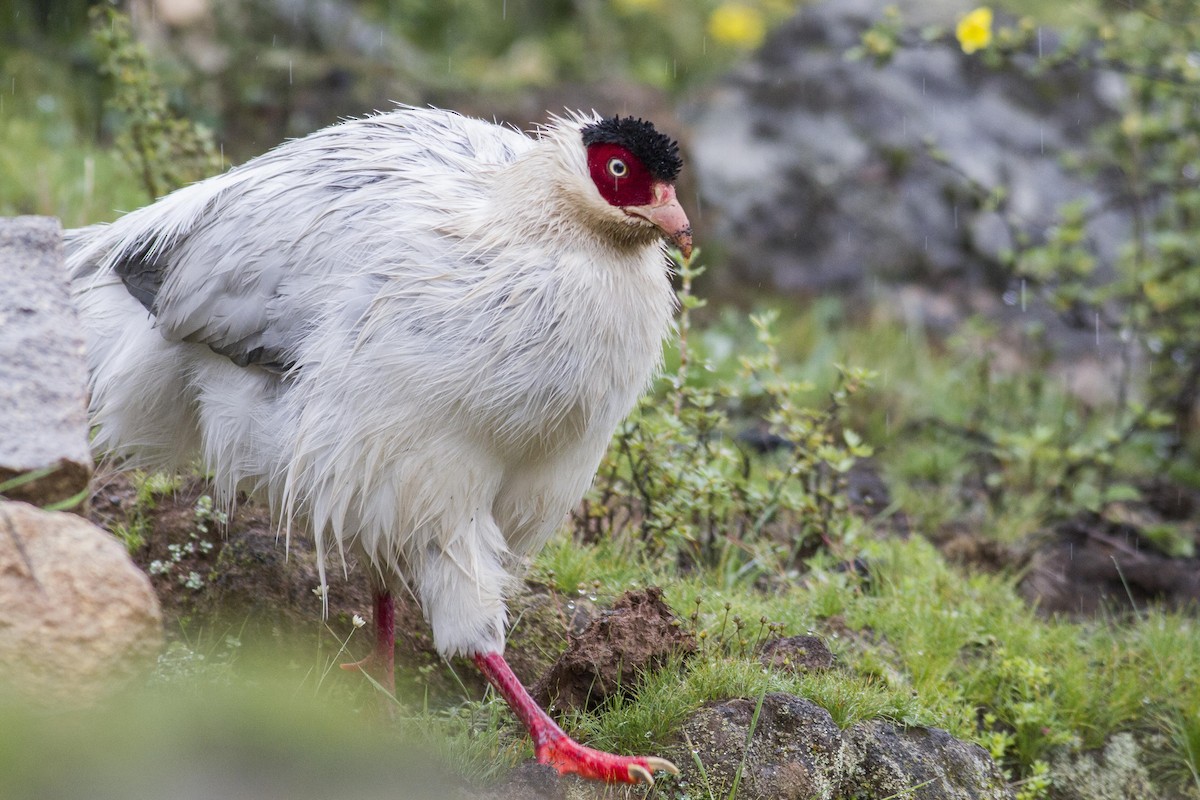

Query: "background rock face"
left=0, top=217, right=92, bottom=507
left=685, top=0, right=1126, bottom=299
left=0, top=501, right=163, bottom=707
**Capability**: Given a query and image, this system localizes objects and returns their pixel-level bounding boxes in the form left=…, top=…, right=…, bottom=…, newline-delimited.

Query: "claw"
left=628, top=764, right=655, bottom=786
left=644, top=756, right=680, bottom=775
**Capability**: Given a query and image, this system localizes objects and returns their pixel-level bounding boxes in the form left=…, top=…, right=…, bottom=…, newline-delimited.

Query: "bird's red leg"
left=341, top=590, right=396, bottom=692
left=473, top=651, right=678, bottom=785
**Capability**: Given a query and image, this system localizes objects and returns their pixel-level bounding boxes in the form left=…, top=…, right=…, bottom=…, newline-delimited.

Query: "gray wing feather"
left=68, top=107, right=532, bottom=372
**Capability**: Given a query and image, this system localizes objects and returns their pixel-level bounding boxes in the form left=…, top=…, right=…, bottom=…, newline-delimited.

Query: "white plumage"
left=67, top=106, right=689, bottom=783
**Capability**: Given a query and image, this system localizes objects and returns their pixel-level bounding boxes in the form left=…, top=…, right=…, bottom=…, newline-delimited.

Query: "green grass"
left=491, top=533, right=1200, bottom=791
left=7, top=529, right=1195, bottom=795
left=0, top=112, right=145, bottom=224
left=109, top=470, right=184, bottom=553
left=0, top=51, right=148, bottom=225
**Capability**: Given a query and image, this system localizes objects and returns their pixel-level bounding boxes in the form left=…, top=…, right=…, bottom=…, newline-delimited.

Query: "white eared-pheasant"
left=67, top=107, right=691, bottom=785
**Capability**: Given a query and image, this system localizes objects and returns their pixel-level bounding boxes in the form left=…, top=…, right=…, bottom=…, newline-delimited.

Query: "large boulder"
left=0, top=500, right=163, bottom=707
left=685, top=0, right=1127, bottom=305
left=0, top=217, right=92, bottom=508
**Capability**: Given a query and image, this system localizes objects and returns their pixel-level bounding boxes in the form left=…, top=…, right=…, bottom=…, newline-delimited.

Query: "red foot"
left=536, top=730, right=679, bottom=784
left=474, top=651, right=678, bottom=785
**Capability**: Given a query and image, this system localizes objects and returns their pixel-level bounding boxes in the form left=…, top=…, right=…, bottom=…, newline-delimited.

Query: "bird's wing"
left=70, top=107, right=533, bottom=372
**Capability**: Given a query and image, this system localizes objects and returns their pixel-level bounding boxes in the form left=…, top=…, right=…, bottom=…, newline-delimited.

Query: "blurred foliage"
left=90, top=4, right=223, bottom=199
left=0, top=108, right=144, bottom=224
left=0, top=665, right=461, bottom=800
left=2, top=0, right=800, bottom=213
left=0, top=2, right=147, bottom=222
left=0, top=0, right=96, bottom=42
left=1042, top=2, right=1200, bottom=446
left=365, top=0, right=794, bottom=90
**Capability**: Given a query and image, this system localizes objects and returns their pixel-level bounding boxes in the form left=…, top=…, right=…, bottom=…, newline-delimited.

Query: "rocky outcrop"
left=0, top=216, right=92, bottom=508
left=685, top=0, right=1127, bottom=306
left=0, top=500, right=163, bottom=707
left=667, top=693, right=1012, bottom=800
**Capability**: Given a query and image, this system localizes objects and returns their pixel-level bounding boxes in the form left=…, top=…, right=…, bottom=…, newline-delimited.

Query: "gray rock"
left=1047, top=733, right=1162, bottom=800
left=665, top=693, right=1012, bottom=799
left=760, top=634, right=836, bottom=673
left=685, top=0, right=1128, bottom=307
left=0, top=499, right=163, bottom=708
left=845, top=720, right=1012, bottom=799
left=0, top=217, right=92, bottom=508
left=673, top=693, right=849, bottom=799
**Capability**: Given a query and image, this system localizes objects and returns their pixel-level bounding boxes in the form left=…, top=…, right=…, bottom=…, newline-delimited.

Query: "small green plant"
left=580, top=251, right=874, bottom=581
left=193, top=493, right=228, bottom=536
left=142, top=486, right=219, bottom=592
left=978, top=650, right=1075, bottom=766
left=89, top=5, right=223, bottom=200
left=982, top=718, right=1053, bottom=799
left=1013, top=761, right=1053, bottom=800
left=111, top=470, right=181, bottom=553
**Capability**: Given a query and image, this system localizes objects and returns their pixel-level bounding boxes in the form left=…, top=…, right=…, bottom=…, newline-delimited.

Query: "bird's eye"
left=607, top=158, right=628, bottom=178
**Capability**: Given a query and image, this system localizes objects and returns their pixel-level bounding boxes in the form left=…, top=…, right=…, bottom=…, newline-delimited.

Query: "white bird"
left=66, top=106, right=691, bottom=785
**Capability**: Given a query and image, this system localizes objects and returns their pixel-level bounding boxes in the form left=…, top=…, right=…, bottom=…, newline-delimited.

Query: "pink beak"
left=627, top=182, right=693, bottom=259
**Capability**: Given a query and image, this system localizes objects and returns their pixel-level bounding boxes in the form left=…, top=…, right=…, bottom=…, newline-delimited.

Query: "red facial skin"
left=586, top=143, right=656, bottom=207
left=586, top=141, right=694, bottom=258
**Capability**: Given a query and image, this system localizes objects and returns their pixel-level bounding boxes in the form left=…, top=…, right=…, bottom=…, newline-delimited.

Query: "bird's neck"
left=481, top=147, right=657, bottom=262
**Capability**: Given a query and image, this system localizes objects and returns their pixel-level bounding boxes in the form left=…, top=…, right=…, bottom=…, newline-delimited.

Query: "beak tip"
left=628, top=183, right=694, bottom=261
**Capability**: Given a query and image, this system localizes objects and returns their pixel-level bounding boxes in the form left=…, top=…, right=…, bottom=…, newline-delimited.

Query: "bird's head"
left=577, top=116, right=692, bottom=259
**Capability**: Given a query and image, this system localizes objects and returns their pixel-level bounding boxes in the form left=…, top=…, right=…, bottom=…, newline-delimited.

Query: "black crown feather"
left=581, top=116, right=682, bottom=183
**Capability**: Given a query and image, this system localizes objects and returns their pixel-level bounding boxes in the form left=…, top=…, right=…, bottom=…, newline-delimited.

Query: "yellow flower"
left=708, top=3, right=767, bottom=50
left=956, top=6, right=993, bottom=54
